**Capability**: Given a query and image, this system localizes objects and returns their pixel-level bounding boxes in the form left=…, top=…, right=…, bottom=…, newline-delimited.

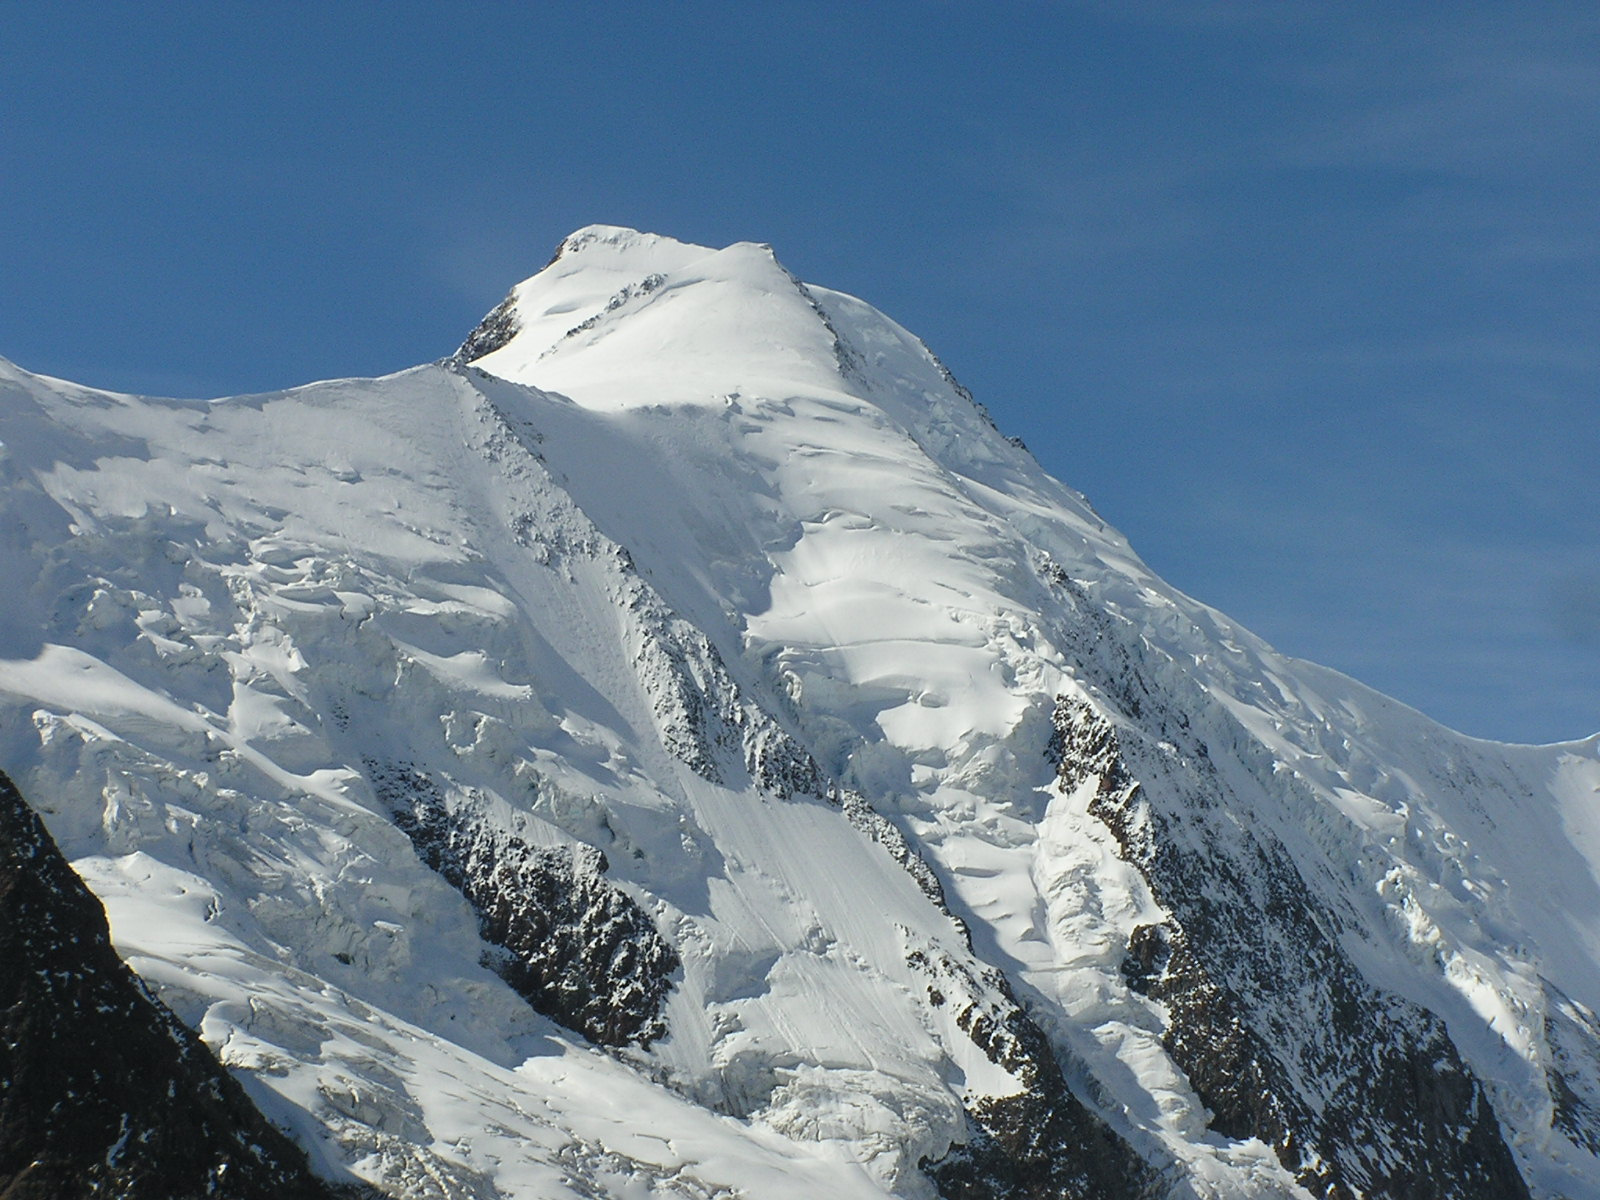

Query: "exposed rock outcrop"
left=453, top=293, right=521, bottom=365
left=910, top=941, right=1163, bottom=1200
left=0, top=771, right=359, bottom=1200
left=1050, top=697, right=1530, bottom=1200
left=369, top=762, right=679, bottom=1048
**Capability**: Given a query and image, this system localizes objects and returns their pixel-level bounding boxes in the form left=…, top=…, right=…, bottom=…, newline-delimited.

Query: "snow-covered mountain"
left=2, top=224, right=1597, bottom=1200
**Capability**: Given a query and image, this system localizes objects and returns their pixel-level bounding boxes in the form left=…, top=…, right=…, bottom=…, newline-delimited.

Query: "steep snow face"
left=1, top=225, right=1597, bottom=1200
left=0, top=353, right=1114, bottom=1199
left=461, top=227, right=1600, bottom=1197
left=465, top=226, right=1124, bottom=781
left=470, top=225, right=851, bottom=401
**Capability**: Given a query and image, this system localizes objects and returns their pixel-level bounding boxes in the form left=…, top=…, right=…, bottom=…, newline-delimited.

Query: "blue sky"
left=3, top=2, right=1596, bottom=743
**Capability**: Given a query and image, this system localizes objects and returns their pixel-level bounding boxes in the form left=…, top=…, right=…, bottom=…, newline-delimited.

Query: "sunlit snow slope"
left=2, top=226, right=1598, bottom=1200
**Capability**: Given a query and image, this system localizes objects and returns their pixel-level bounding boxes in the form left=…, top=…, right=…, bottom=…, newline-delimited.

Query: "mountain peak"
left=8, top=230, right=1597, bottom=1199
left=451, top=228, right=1061, bottom=526
left=455, top=229, right=859, bottom=405
left=552, top=223, right=702, bottom=262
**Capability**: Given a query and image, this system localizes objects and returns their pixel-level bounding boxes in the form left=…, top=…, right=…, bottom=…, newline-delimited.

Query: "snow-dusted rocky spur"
left=1, top=226, right=1597, bottom=1199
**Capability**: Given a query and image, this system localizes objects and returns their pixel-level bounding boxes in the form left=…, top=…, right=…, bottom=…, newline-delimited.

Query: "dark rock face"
left=0, top=771, right=356, bottom=1200
left=370, top=762, right=678, bottom=1048
left=453, top=292, right=521, bottom=365
left=559, top=274, right=665, bottom=343
left=1120, top=921, right=1301, bottom=1149
left=1049, top=698, right=1531, bottom=1200
left=1545, top=982, right=1600, bottom=1156
left=930, top=1094, right=1154, bottom=1200
left=910, top=944, right=1162, bottom=1200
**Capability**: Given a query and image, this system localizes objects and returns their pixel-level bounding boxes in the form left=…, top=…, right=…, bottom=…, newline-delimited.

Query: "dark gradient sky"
left=3, top=2, right=1596, bottom=742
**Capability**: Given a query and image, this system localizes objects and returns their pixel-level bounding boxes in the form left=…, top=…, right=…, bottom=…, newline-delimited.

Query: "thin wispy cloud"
left=1277, top=11, right=1600, bottom=176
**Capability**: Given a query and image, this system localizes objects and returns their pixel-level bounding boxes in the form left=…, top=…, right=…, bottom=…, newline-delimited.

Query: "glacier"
left=1, top=224, right=1597, bottom=1199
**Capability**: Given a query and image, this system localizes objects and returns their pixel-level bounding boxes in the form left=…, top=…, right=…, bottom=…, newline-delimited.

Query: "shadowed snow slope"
left=1, top=225, right=1597, bottom=1199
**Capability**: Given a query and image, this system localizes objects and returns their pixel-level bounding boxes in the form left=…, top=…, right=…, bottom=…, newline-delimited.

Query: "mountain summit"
left=1, top=229, right=1597, bottom=1199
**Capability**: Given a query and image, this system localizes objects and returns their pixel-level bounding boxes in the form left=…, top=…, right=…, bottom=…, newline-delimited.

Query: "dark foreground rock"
left=0, top=770, right=362, bottom=1200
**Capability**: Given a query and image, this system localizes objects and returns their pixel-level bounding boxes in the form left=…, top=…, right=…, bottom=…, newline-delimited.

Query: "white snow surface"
left=1, top=224, right=1597, bottom=1198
